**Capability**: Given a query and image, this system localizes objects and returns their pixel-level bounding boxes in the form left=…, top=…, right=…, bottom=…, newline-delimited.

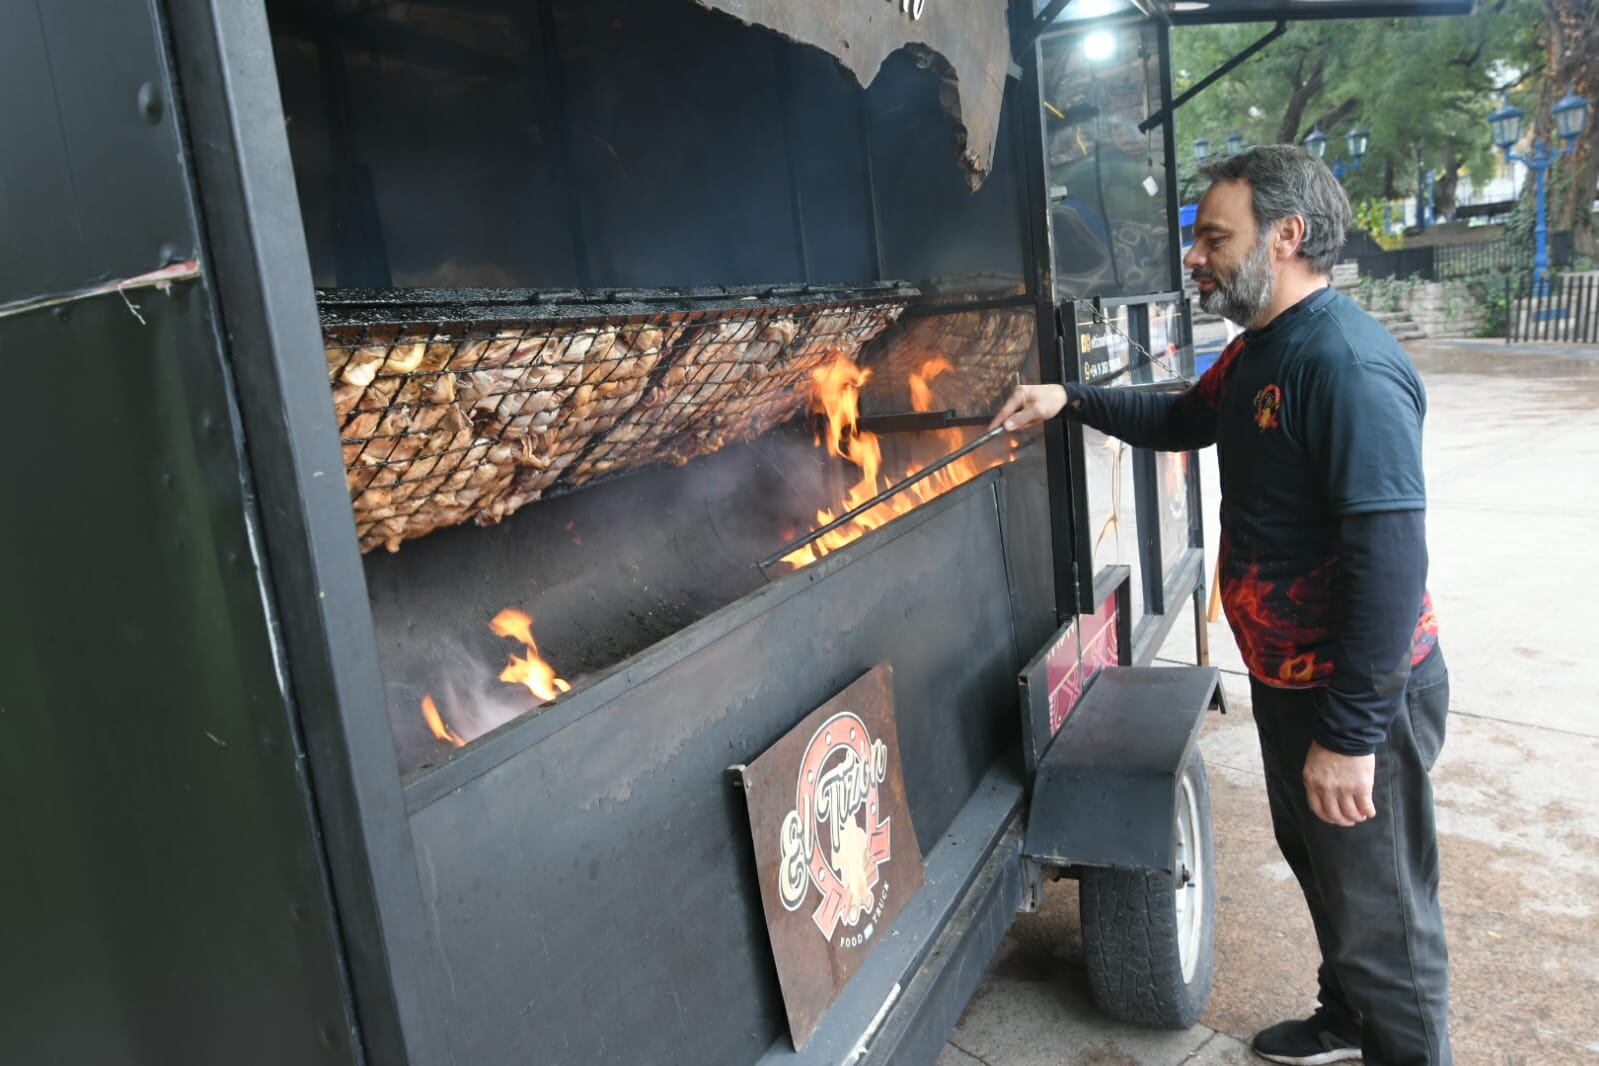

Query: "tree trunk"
left=1542, top=0, right=1598, bottom=254
left=1435, top=141, right=1461, bottom=221
left=1277, top=55, right=1327, bottom=145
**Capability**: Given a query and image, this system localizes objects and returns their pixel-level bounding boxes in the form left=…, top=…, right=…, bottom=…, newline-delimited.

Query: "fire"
left=418, top=607, right=571, bottom=749
left=421, top=694, right=465, bottom=748
left=491, top=607, right=573, bottom=703
left=781, top=354, right=1009, bottom=568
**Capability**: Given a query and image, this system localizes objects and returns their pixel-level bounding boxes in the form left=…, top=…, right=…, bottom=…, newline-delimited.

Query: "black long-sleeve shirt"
left=1063, top=289, right=1437, bottom=754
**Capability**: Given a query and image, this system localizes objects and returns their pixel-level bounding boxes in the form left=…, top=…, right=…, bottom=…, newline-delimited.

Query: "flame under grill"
left=321, top=285, right=913, bottom=552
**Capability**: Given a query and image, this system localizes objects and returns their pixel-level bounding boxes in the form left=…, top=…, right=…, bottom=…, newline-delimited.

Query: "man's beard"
left=1196, top=235, right=1273, bottom=326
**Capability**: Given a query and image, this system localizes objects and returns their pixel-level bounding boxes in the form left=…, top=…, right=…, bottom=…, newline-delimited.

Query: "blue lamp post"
left=1305, top=124, right=1368, bottom=181
left=1490, top=85, right=1591, bottom=294
left=1193, top=136, right=1210, bottom=162
left=1226, top=131, right=1244, bottom=156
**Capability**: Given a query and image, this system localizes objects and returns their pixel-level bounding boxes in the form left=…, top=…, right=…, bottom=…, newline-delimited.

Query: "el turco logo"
left=777, top=712, right=893, bottom=941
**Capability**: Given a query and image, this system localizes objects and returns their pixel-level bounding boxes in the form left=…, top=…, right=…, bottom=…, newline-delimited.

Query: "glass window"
left=1041, top=24, right=1173, bottom=301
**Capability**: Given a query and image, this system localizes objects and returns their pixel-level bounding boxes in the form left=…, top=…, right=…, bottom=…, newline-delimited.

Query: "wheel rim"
left=1174, top=770, right=1205, bottom=984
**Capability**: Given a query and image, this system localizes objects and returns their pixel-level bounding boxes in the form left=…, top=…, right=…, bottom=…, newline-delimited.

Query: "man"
left=991, top=145, right=1450, bottom=1066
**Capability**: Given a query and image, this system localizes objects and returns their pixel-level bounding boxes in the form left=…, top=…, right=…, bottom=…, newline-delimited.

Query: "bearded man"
left=992, top=145, right=1450, bottom=1066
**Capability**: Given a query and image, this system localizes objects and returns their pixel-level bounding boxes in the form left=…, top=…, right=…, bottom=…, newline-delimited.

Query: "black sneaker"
left=1250, top=1011, right=1362, bottom=1064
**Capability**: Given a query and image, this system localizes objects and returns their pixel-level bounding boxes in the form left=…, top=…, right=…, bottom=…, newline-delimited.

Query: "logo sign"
left=1075, top=303, right=1131, bottom=383
left=736, top=664, right=924, bottom=1049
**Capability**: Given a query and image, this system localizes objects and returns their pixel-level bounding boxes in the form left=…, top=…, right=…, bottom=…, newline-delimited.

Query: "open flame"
left=421, top=694, right=466, bottom=748
left=781, top=354, right=1010, bottom=568
left=420, top=607, right=571, bottom=749
left=491, top=607, right=573, bottom=703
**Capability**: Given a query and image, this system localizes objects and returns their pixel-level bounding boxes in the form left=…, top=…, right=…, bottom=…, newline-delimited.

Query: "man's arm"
left=1302, top=510, right=1428, bottom=826
left=1299, top=353, right=1430, bottom=827
left=988, top=338, right=1241, bottom=447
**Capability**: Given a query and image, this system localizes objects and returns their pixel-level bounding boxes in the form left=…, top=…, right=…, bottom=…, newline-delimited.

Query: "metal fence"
left=1507, top=271, right=1599, bottom=345
left=1358, top=231, right=1574, bottom=282
left=1436, top=231, right=1574, bottom=279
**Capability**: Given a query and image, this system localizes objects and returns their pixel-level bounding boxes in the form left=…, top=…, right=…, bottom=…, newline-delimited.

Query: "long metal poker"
left=757, top=425, right=1008, bottom=571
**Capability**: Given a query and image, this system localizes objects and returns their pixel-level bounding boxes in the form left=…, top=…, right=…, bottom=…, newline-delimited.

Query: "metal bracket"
left=1137, top=20, right=1287, bottom=134
left=1017, top=856, right=1048, bottom=912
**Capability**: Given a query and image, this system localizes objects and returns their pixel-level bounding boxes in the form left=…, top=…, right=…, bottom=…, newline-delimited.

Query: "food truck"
left=1, top=1, right=1472, bottom=1063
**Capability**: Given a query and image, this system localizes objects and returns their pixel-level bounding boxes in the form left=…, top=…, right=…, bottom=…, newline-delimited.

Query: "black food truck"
left=0, top=1, right=1472, bottom=1063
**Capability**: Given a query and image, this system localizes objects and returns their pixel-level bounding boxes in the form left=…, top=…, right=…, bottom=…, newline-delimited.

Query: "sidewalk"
left=940, top=339, right=1599, bottom=1064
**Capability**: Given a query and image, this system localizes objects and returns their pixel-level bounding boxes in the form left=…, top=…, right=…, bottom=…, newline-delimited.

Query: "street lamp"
left=1226, top=131, right=1244, bottom=156
left=1489, top=86, right=1590, bottom=293
left=1193, top=136, right=1210, bottom=163
left=1304, top=124, right=1366, bottom=181
left=1346, top=126, right=1370, bottom=161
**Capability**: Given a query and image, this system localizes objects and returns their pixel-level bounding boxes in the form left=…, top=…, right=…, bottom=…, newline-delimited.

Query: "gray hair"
left=1197, top=144, right=1352, bottom=275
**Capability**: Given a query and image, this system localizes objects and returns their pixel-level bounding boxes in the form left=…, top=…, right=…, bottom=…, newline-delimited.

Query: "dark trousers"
left=1250, top=646, right=1452, bottom=1066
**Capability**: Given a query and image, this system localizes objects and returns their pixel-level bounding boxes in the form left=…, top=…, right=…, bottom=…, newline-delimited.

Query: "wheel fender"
left=1023, top=666, right=1218, bottom=873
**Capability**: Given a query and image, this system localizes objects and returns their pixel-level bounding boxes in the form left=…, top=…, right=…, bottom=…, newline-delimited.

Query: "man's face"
left=1183, top=180, right=1275, bottom=327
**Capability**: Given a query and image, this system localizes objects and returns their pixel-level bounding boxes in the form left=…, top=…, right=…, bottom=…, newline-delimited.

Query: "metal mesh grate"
left=321, top=288, right=910, bottom=553
left=867, top=306, right=1037, bottom=415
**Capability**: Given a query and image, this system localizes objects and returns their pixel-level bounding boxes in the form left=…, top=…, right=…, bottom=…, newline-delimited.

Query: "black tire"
left=1079, top=751, right=1216, bottom=1029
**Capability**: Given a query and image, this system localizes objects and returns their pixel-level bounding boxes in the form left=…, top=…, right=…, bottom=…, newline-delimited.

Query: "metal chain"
left=1080, top=301, right=1186, bottom=383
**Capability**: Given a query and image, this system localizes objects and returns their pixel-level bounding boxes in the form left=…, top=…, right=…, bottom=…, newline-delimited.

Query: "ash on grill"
left=321, top=287, right=910, bottom=553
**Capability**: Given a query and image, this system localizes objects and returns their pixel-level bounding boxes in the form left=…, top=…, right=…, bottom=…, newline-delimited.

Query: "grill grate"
left=320, top=286, right=912, bottom=553
left=867, top=305, right=1037, bottom=415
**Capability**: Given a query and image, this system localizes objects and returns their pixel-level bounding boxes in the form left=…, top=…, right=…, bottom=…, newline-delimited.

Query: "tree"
left=1171, top=5, right=1542, bottom=222
left=1537, top=0, right=1598, bottom=252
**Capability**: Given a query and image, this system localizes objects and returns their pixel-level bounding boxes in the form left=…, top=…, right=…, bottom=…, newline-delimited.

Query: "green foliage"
left=1455, top=267, right=1522, bottom=337
left=1353, top=199, right=1403, bottom=250
left=1171, top=3, right=1544, bottom=206
left=1354, top=275, right=1422, bottom=313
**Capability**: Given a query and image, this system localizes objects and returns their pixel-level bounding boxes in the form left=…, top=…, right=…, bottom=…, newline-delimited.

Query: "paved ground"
left=939, top=338, right=1599, bottom=1065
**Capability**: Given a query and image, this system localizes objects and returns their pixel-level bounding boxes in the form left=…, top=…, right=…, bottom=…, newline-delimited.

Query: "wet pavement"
left=939, top=338, right=1599, bottom=1064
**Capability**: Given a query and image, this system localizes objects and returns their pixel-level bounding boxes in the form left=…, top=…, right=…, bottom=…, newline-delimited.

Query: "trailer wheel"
left=1078, top=751, right=1215, bottom=1029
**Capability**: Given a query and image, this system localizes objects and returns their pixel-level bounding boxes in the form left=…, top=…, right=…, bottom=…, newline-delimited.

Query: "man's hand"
left=1303, top=741, right=1377, bottom=827
left=988, top=384, right=1071, bottom=433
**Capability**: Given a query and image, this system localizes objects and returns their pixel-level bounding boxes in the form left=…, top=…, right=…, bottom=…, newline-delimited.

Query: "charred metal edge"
left=401, top=468, right=1006, bottom=813
left=315, top=281, right=919, bottom=327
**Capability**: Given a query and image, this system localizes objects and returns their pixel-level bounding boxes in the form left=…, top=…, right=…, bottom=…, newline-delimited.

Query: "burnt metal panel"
left=404, top=475, right=1020, bottom=1065
left=0, top=3, right=358, bottom=1055
left=693, top=0, right=1012, bottom=188
left=1024, top=666, right=1218, bottom=873
left=0, top=0, right=194, bottom=306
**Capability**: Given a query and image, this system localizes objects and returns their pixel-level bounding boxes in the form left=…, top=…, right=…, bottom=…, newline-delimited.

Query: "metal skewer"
left=757, top=425, right=1008, bottom=571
